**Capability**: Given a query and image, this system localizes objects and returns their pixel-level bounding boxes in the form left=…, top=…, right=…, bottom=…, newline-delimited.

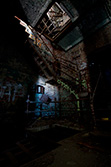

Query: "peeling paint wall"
left=28, top=76, right=59, bottom=117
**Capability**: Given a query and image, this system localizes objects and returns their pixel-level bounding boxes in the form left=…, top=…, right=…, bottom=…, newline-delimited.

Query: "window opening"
left=36, top=2, right=71, bottom=41
left=36, top=85, right=45, bottom=94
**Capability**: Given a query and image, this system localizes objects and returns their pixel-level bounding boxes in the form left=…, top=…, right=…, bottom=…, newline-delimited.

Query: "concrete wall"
left=19, top=0, right=53, bottom=26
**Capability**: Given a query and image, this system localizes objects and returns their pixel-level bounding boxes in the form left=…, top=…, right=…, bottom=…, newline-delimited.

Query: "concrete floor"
left=1, top=118, right=111, bottom=167
left=20, top=130, right=111, bottom=167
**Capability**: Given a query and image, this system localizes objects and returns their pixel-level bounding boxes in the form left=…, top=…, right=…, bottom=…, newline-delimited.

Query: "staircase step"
left=34, top=57, right=40, bottom=62
left=45, top=76, right=55, bottom=83
left=34, top=57, right=50, bottom=78
left=39, top=61, right=44, bottom=65
left=28, top=39, right=57, bottom=78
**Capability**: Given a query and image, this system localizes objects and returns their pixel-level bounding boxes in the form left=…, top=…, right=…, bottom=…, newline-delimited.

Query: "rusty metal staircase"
left=25, top=38, right=57, bottom=82
left=25, top=36, right=88, bottom=98
left=25, top=37, right=80, bottom=88
left=14, top=16, right=81, bottom=88
left=23, top=24, right=89, bottom=100
left=24, top=32, right=95, bottom=128
left=15, top=16, right=89, bottom=97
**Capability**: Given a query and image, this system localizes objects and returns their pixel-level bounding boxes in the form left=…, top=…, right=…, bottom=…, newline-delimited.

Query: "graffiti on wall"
left=0, top=82, right=24, bottom=102
left=57, top=79, right=79, bottom=99
left=57, top=78, right=88, bottom=98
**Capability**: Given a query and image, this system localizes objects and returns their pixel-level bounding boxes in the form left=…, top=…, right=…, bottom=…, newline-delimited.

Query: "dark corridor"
left=88, top=46, right=111, bottom=121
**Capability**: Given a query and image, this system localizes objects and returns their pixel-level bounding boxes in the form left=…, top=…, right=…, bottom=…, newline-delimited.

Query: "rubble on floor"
left=26, top=118, right=85, bottom=133
left=20, top=131, right=111, bottom=167
left=1, top=118, right=111, bottom=167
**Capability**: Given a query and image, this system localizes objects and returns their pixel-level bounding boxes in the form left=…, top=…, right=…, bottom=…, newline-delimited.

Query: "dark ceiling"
left=1, top=0, right=27, bottom=51
left=0, top=0, right=39, bottom=72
